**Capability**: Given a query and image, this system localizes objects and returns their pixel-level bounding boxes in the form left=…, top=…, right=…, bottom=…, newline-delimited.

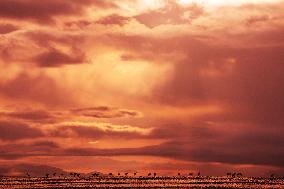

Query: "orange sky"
left=0, top=0, right=284, bottom=177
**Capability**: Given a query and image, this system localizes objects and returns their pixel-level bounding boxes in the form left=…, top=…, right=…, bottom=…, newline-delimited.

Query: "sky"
left=0, top=0, right=284, bottom=177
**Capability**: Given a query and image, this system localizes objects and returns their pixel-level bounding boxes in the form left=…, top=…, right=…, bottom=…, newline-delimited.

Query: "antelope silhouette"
left=92, top=173, right=99, bottom=177
left=237, top=173, right=243, bottom=177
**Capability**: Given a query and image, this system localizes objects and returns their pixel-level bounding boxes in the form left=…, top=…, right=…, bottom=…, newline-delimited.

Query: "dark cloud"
left=0, top=72, right=74, bottom=106
left=0, top=0, right=116, bottom=24
left=47, top=135, right=282, bottom=167
left=50, top=124, right=146, bottom=139
left=96, top=14, right=130, bottom=26
left=53, top=120, right=284, bottom=167
left=124, top=33, right=284, bottom=128
left=245, top=15, right=270, bottom=26
left=26, top=31, right=86, bottom=48
left=45, top=137, right=284, bottom=167
left=135, top=0, right=204, bottom=28
left=136, top=137, right=284, bottom=167
left=148, top=122, right=218, bottom=140
left=71, top=106, right=141, bottom=118
left=1, top=118, right=281, bottom=168
left=0, top=141, right=61, bottom=159
left=0, top=0, right=80, bottom=24
left=130, top=121, right=284, bottom=167
left=0, top=0, right=283, bottom=174
left=32, top=48, right=86, bottom=67
left=64, top=20, right=92, bottom=29
left=0, top=120, right=43, bottom=141
left=120, top=54, right=139, bottom=61
left=0, top=23, right=19, bottom=34
left=30, top=141, right=59, bottom=149
left=0, top=109, right=56, bottom=122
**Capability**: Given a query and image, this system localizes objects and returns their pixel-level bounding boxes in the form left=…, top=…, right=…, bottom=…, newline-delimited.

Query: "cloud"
left=0, top=122, right=283, bottom=168
left=0, top=0, right=80, bottom=24
left=139, top=34, right=284, bottom=127
left=136, top=138, right=284, bottom=167
left=30, top=141, right=59, bottom=149
left=50, top=122, right=151, bottom=139
left=0, top=72, right=75, bottom=106
left=135, top=0, right=204, bottom=28
left=245, top=15, right=270, bottom=26
left=0, top=105, right=141, bottom=124
left=71, top=106, right=142, bottom=118
left=0, top=141, right=62, bottom=160
left=55, top=120, right=284, bottom=167
left=0, top=0, right=284, bottom=175
left=148, top=122, right=218, bottom=140
left=0, top=0, right=116, bottom=24
left=32, top=48, right=86, bottom=67
left=0, top=109, right=56, bottom=123
left=0, top=30, right=88, bottom=67
left=0, top=23, right=19, bottom=34
left=64, top=20, right=92, bottom=29
left=96, top=14, right=130, bottom=26
left=0, top=120, right=43, bottom=141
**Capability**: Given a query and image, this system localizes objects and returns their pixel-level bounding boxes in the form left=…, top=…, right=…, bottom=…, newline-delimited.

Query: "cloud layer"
left=0, top=0, right=284, bottom=176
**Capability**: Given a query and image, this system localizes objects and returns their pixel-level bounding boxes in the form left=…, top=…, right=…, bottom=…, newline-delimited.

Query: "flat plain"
left=1, top=176, right=283, bottom=189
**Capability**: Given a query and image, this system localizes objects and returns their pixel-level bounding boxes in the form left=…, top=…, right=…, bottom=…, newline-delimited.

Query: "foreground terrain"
left=1, top=176, right=283, bottom=189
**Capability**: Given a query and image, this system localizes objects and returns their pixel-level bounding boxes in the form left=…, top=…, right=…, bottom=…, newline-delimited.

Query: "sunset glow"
left=0, top=0, right=284, bottom=177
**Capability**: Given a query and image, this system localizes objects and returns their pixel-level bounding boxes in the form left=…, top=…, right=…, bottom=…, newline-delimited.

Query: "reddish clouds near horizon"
left=0, top=0, right=284, bottom=177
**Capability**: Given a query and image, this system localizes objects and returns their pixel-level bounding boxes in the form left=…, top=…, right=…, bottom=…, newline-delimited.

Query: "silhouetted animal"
left=270, top=174, right=275, bottom=178
left=92, top=173, right=100, bottom=177
left=237, top=173, right=243, bottom=177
